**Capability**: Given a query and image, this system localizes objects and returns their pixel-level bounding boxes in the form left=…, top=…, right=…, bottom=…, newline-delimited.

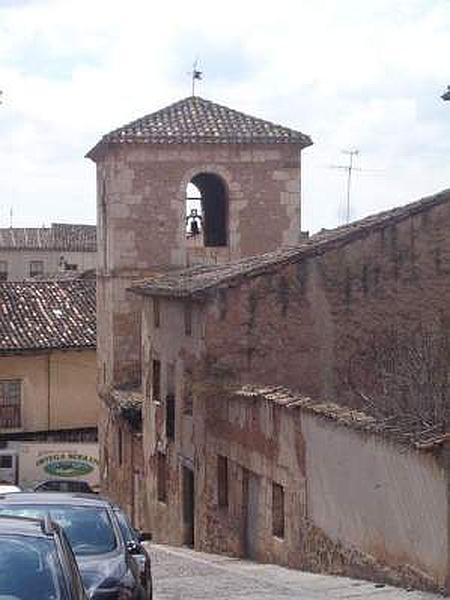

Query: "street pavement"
left=147, top=543, right=441, bottom=600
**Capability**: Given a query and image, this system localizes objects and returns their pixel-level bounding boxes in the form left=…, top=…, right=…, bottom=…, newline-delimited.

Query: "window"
left=152, top=359, right=161, bottom=402
left=272, top=482, right=285, bottom=538
left=184, top=302, right=192, bottom=336
left=153, top=298, right=160, bottom=328
left=166, top=363, right=175, bottom=441
left=118, top=428, right=123, bottom=466
left=166, top=395, right=175, bottom=441
left=64, top=262, right=78, bottom=271
left=183, top=369, right=193, bottom=416
left=0, top=261, right=7, bottom=282
left=0, top=380, right=21, bottom=429
left=0, top=455, right=12, bottom=469
left=217, top=455, right=228, bottom=508
left=157, top=452, right=167, bottom=502
left=29, top=260, right=44, bottom=278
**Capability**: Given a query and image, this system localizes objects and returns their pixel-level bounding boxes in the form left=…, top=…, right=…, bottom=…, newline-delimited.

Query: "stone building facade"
left=87, top=95, right=311, bottom=391
left=90, top=94, right=450, bottom=592
left=0, top=279, right=98, bottom=442
left=193, top=384, right=449, bottom=594
left=129, top=188, right=450, bottom=593
left=87, top=95, right=312, bottom=527
left=0, top=223, right=97, bottom=281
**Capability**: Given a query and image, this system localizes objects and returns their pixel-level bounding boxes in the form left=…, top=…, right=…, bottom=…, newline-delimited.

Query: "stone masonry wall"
left=94, top=142, right=302, bottom=388
left=98, top=401, right=146, bottom=528
left=203, top=194, right=450, bottom=411
left=195, top=386, right=447, bottom=594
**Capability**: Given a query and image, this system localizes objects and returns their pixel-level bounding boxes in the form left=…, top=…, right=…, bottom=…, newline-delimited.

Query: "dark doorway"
left=182, top=466, right=195, bottom=547
left=189, top=173, right=228, bottom=247
left=242, top=468, right=260, bottom=559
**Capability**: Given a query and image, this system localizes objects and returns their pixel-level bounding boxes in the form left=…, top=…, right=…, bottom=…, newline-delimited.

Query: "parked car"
left=0, top=493, right=147, bottom=599
left=33, top=480, right=95, bottom=494
left=0, top=514, right=88, bottom=598
left=111, top=504, right=153, bottom=600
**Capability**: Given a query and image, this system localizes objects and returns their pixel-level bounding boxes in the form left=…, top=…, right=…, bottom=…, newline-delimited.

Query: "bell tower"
left=87, top=96, right=312, bottom=388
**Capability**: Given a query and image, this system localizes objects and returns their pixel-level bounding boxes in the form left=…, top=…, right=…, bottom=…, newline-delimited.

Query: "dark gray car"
left=0, top=493, right=146, bottom=600
left=0, top=514, right=88, bottom=599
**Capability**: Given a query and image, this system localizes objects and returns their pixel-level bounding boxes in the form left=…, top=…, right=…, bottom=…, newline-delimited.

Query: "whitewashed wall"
left=303, top=414, right=447, bottom=585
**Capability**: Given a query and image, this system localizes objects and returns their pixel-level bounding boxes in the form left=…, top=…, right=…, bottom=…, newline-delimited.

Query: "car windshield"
left=36, top=481, right=92, bottom=493
left=0, top=505, right=117, bottom=556
left=0, top=534, right=67, bottom=599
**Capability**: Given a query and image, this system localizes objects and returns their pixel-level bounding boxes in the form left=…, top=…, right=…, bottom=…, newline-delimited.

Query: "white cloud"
left=0, top=0, right=449, bottom=229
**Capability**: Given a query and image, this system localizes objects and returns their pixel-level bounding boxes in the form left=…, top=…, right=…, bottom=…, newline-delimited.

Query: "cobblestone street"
left=148, top=543, right=440, bottom=600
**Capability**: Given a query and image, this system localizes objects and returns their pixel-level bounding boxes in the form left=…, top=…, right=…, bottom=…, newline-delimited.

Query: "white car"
left=0, top=484, right=21, bottom=494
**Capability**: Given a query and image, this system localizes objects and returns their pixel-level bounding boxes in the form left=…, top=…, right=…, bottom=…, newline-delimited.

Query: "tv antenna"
left=330, top=149, right=362, bottom=224
left=189, top=59, right=203, bottom=96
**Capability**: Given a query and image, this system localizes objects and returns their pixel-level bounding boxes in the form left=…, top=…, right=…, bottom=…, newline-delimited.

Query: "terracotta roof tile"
left=87, top=96, right=312, bottom=158
left=130, top=188, right=450, bottom=299
left=0, top=223, right=97, bottom=252
left=0, top=280, right=96, bottom=352
left=232, top=385, right=449, bottom=449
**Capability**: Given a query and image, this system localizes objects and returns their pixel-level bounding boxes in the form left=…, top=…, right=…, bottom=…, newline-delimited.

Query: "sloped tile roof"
left=130, top=188, right=450, bottom=299
left=0, top=280, right=96, bottom=353
left=87, top=96, right=312, bottom=158
left=232, top=385, right=448, bottom=449
left=0, top=223, right=97, bottom=252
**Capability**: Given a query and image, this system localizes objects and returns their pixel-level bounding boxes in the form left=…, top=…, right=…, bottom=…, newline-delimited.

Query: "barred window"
left=29, top=260, right=44, bottom=278
left=184, top=302, right=192, bottom=336
left=272, top=482, right=285, bottom=538
left=157, top=452, right=167, bottom=503
left=152, top=359, right=161, bottom=402
left=217, top=455, right=228, bottom=508
left=183, top=369, right=193, bottom=416
left=0, top=380, right=21, bottom=428
left=153, top=298, right=160, bottom=328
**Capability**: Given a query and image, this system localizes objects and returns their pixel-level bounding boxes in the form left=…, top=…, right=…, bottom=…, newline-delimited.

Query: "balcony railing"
left=0, top=405, right=21, bottom=429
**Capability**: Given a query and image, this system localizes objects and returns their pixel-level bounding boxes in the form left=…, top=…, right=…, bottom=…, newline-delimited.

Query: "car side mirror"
left=126, top=540, right=141, bottom=555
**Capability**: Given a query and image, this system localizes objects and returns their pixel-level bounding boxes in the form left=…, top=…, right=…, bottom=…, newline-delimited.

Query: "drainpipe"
left=47, top=353, right=51, bottom=431
left=131, top=427, right=135, bottom=525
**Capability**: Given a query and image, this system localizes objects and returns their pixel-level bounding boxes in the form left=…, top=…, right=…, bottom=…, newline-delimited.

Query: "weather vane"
left=190, top=59, right=203, bottom=96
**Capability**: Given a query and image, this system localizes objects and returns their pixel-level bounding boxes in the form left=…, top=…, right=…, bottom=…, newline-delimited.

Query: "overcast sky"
left=0, top=0, right=449, bottom=233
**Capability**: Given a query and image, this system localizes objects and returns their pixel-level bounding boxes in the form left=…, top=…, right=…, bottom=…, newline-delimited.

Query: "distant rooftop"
left=0, top=223, right=97, bottom=252
left=0, top=280, right=96, bottom=353
left=87, top=96, right=312, bottom=158
left=130, top=188, right=450, bottom=299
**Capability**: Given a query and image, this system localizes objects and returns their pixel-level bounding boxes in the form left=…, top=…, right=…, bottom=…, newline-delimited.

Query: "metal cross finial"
left=190, top=59, right=203, bottom=96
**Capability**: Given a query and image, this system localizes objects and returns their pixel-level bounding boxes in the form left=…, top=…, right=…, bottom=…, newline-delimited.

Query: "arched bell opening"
left=185, top=172, right=228, bottom=247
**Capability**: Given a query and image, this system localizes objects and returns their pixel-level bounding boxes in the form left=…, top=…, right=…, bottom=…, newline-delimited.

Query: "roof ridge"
left=130, top=187, right=450, bottom=299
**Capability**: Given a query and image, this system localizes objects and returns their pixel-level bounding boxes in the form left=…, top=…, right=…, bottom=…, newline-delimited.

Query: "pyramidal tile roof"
left=87, top=96, right=312, bottom=158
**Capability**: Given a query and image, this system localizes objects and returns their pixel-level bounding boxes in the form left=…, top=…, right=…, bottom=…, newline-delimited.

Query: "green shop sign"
left=37, top=453, right=98, bottom=478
